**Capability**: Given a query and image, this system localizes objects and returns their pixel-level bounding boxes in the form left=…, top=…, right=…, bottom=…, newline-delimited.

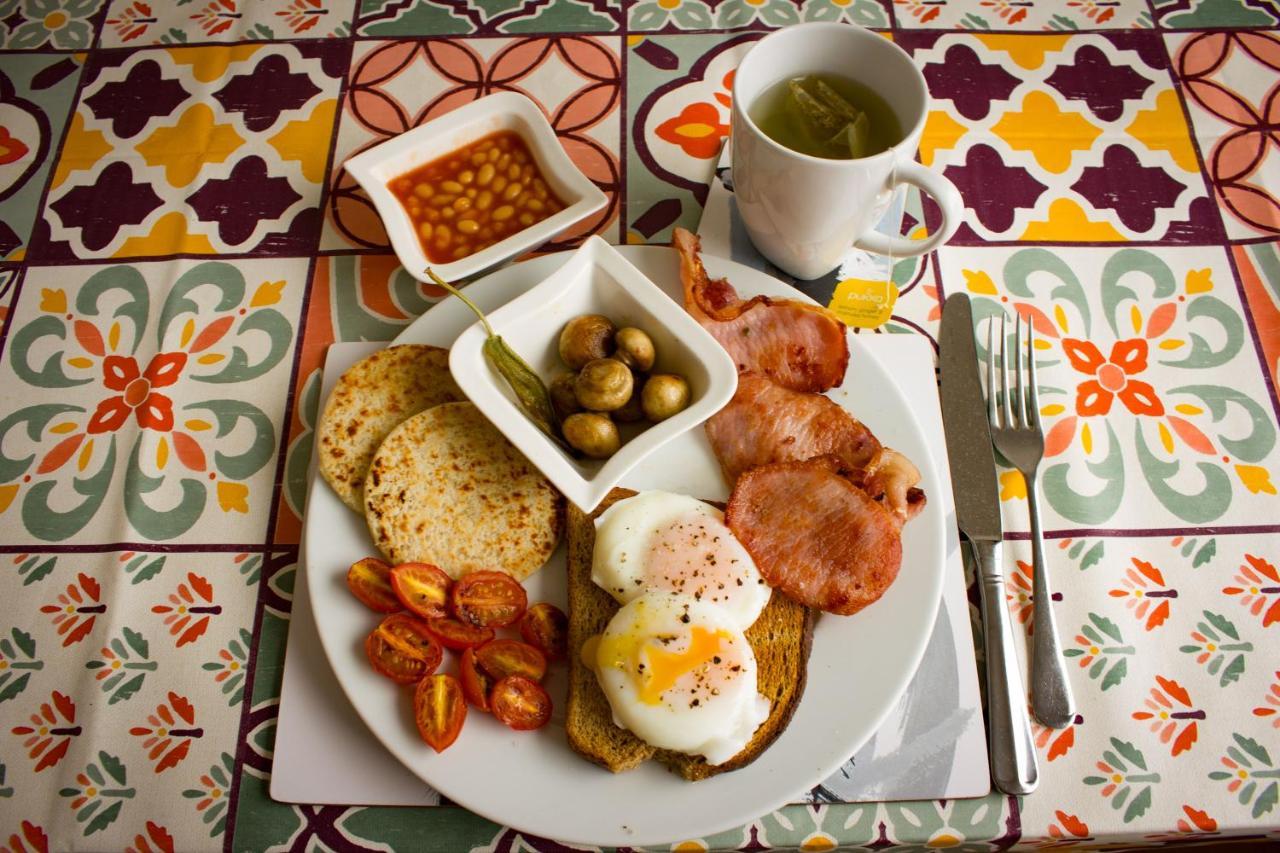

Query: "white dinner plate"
left=304, top=246, right=945, bottom=848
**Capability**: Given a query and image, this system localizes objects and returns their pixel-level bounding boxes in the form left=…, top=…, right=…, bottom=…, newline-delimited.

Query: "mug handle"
left=853, top=161, right=963, bottom=258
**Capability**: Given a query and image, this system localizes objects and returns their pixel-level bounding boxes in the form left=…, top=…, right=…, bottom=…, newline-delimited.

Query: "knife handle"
left=971, top=538, right=1039, bottom=796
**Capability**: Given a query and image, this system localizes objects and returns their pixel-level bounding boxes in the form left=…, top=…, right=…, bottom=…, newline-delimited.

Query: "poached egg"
left=592, top=491, right=770, bottom=632
left=587, top=591, right=770, bottom=766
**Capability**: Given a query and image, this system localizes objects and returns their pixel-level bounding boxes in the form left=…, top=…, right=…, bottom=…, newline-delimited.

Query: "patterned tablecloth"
left=0, top=1, right=1279, bottom=851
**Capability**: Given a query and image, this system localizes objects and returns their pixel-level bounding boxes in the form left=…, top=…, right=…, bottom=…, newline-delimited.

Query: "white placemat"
left=271, top=334, right=988, bottom=806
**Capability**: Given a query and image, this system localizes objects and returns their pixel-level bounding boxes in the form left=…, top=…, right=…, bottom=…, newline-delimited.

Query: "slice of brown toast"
left=565, top=487, right=814, bottom=780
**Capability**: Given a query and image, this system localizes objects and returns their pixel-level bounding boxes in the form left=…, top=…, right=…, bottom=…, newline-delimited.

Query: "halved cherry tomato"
left=347, top=557, right=400, bottom=613
left=490, top=675, right=552, bottom=731
left=377, top=614, right=443, bottom=670
left=366, top=630, right=428, bottom=684
left=475, top=639, right=546, bottom=683
left=519, top=602, right=568, bottom=659
left=422, top=616, right=494, bottom=651
left=390, top=562, right=452, bottom=619
left=414, top=673, right=467, bottom=752
left=450, top=570, right=528, bottom=628
left=459, top=647, right=493, bottom=712
left=365, top=615, right=442, bottom=684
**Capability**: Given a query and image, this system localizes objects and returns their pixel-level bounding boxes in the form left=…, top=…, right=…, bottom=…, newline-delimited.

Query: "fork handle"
left=972, top=538, right=1038, bottom=795
left=1027, top=479, right=1077, bottom=729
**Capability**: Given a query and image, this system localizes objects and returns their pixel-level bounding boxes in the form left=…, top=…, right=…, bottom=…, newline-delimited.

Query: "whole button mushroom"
left=574, top=358, right=634, bottom=412
left=558, top=315, right=615, bottom=370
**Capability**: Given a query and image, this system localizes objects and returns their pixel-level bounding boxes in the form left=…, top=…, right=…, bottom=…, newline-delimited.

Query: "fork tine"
left=987, top=320, right=999, bottom=429
left=1014, top=312, right=1026, bottom=429
left=1027, top=318, right=1041, bottom=431
left=999, top=314, right=1012, bottom=432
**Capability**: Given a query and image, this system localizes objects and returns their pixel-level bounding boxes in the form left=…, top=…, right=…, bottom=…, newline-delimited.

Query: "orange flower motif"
left=1062, top=338, right=1164, bottom=417
left=88, top=353, right=187, bottom=434
left=655, top=101, right=729, bottom=160
left=1132, top=676, right=1202, bottom=756
left=1108, top=558, right=1177, bottom=631
left=1223, top=554, right=1280, bottom=627
left=10, top=691, right=79, bottom=772
left=1033, top=713, right=1080, bottom=762
left=1253, top=671, right=1280, bottom=728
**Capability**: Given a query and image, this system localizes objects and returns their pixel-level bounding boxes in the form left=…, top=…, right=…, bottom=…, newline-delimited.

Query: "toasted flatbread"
left=318, top=344, right=465, bottom=512
left=363, top=402, right=563, bottom=580
left=565, top=488, right=813, bottom=780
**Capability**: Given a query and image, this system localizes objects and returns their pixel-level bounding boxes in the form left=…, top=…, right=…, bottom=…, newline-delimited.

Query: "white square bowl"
left=343, top=91, right=608, bottom=284
left=449, top=236, right=739, bottom=513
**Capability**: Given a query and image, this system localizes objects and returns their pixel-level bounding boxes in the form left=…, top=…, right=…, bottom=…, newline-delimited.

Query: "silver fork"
left=987, top=314, right=1076, bottom=730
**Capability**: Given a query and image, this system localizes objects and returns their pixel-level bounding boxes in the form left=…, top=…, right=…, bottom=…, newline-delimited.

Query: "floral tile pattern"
left=37, top=42, right=345, bottom=260
left=1168, top=31, right=1280, bottom=240
left=0, top=53, right=83, bottom=261
left=355, top=0, right=622, bottom=36
left=0, top=257, right=307, bottom=544
left=99, top=0, right=355, bottom=47
left=1152, top=0, right=1280, bottom=29
left=1232, top=241, right=1280, bottom=398
left=0, top=3, right=1276, bottom=851
left=629, top=0, right=891, bottom=31
left=903, top=32, right=1218, bottom=245
left=894, top=0, right=1153, bottom=30
left=936, top=242, right=1280, bottom=530
left=1018, top=533, right=1280, bottom=839
left=0, top=0, right=105, bottom=49
left=322, top=36, right=621, bottom=251
left=626, top=32, right=758, bottom=242
left=0, top=548, right=267, bottom=850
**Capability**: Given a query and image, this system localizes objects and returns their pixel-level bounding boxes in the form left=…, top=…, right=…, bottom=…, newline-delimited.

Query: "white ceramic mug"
left=731, top=23, right=962, bottom=280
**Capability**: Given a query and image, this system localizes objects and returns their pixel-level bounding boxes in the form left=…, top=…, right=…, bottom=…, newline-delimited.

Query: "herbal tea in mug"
left=747, top=74, right=902, bottom=160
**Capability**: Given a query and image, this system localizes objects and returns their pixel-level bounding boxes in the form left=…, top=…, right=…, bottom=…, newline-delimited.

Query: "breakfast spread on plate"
left=389, top=131, right=566, bottom=263
left=313, top=231, right=927, bottom=773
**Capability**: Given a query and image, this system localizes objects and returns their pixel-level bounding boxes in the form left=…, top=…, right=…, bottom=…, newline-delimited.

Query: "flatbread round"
left=318, top=345, right=464, bottom=512
left=363, top=402, right=563, bottom=580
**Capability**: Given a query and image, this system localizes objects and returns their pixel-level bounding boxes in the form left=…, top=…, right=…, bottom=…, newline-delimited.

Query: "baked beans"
left=389, top=131, right=567, bottom=263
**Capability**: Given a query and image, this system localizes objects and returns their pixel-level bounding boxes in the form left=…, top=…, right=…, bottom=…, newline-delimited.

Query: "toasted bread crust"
left=565, top=488, right=814, bottom=779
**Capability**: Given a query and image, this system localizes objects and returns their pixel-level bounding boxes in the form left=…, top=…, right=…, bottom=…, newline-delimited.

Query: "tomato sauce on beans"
left=389, top=131, right=566, bottom=263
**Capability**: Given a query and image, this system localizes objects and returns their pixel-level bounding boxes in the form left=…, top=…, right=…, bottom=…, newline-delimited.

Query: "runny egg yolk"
left=637, top=626, right=730, bottom=705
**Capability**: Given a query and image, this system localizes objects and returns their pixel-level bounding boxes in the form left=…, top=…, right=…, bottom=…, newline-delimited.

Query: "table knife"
left=939, top=293, right=1038, bottom=796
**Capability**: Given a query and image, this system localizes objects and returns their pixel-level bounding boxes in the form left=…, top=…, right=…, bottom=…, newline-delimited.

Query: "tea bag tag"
left=830, top=277, right=898, bottom=329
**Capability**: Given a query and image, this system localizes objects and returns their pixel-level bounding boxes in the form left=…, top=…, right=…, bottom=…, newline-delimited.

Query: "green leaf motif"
left=101, top=751, right=127, bottom=786
left=1255, top=782, right=1278, bottom=818
left=1091, top=613, right=1124, bottom=644
left=1205, top=610, right=1239, bottom=641
left=1080, top=541, right=1104, bottom=570
left=9, top=316, right=95, bottom=388
left=1221, top=654, right=1246, bottom=687
left=1160, top=297, right=1244, bottom=370
left=1114, top=738, right=1147, bottom=771
left=17, top=555, right=55, bottom=585
left=125, top=554, right=166, bottom=585
left=0, top=674, right=31, bottom=702
left=123, top=627, right=148, bottom=658
left=1100, top=657, right=1128, bottom=691
left=12, top=628, right=35, bottom=659
left=1170, top=384, right=1275, bottom=463
left=83, top=800, right=122, bottom=836
left=1124, top=786, right=1153, bottom=822
left=1236, top=734, right=1273, bottom=766
left=1193, top=538, right=1217, bottom=568
left=109, top=674, right=145, bottom=706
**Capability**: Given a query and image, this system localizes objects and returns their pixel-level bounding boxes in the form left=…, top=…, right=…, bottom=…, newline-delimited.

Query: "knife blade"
left=939, top=292, right=1038, bottom=796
